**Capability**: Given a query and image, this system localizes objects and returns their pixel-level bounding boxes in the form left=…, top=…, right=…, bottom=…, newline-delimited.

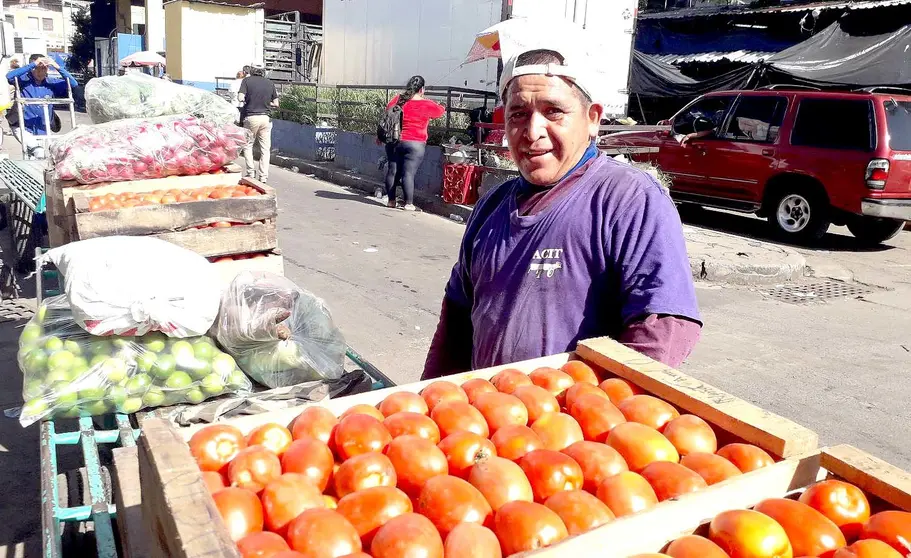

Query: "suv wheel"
left=847, top=216, right=904, bottom=246
left=769, top=189, right=830, bottom=243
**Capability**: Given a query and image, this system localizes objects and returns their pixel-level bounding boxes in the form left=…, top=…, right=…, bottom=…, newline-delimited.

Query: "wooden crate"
left=137, top=336, right=822, bottom=557
left=210, top=249, right=285, bottom=290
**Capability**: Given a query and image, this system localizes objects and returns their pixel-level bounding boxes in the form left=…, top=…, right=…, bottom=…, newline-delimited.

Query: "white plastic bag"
left=215, top=271, right=346, bottom=388
left=39, top=236, right=222, bottom=337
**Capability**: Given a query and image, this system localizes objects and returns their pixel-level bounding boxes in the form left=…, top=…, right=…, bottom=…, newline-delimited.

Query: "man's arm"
left=269, top=84, right=279, bottom=108
left=618, top=314, right=701, bottom=368
left=7, top=63, right=34, bottom=85
left=422, top=296, right=473, bottom=381
left=238, top=78, right=247, bottom=104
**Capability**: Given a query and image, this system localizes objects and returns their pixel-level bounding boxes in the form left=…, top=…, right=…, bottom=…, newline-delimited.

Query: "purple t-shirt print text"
left=445, top=155, right=701, bottom=370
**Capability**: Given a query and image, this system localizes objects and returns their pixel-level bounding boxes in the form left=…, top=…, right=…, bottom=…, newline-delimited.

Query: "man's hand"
left=46, top=58, right=60, bottom=70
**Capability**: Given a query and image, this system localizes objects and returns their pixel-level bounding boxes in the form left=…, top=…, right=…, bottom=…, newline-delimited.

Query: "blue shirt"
left=7, top=63, right=78, bottom=135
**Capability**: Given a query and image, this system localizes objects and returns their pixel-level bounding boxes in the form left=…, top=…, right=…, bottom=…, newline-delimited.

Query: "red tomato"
left=662, top=415, right=717, bottom=456
left=519, top=449, right=584, bottom=503
left=237, top=531, right=289, bottom=558
left=832, top=539, right=904, bottom=558
left=416, top=475, right=494, bottom=538
left=665, top=535, right=729, bottom=558
left=378, top=392, right=429, bottom=416
left=333, top=452, right=397, bottom=499
left=599, top=378, right=643, bottom=406
left=568, top=393, right=626, bottom=443
left=489, top=368, right=533, bottom=395
left=438, top=431, right=497, bottom=479
left=716, top=443, right=775, bottom=473
left=201, top=471, right=227, bottom=494
left=461, top=378, right=499, bottom=404
left=336, top=486, right=413, bottom=547
left=544, top=490, right=614, bottom=536
left=431, top=400, right=490, bottom=439
left=860, top=511, right=911, bottom=555
left=529, top=367, right=575, bottom=399
left=286, top=508, right=362, bottom=557
left=281, top=437, right=334, bottom=492
left=618, top=395, right=680, bottom=432
left=530, top=412, right=584, bottom=451
left=607, top=422, right=679, bottom=473
left=261, top=473, right=325, bottom=536
left=709, top=509, right=792, bottom=558
left=444, top=523, right=502, bottom=558
left=798, top=479, right=871, bottom=541
left=246, top=423, right=293, bottom=456
left=468, top=456, right=534, bottom=511
left=490, top=425, right=543, bottom=462
left=595, top=471, right=659, bottom=518
left=420, top=381, right=468, bottom=412
left=383, top=412, right=441, bottom=444
left=291, top=406, right=338, bottom=450
left=339, top=404, right=385, bottom=422
left=212, top=487, right=264, bottom=542
left=561, top=441, right=629, bottom=493
left=679, top=452, right=742, bottom=486
left=228, top=446, right=282, bottom=493
left=560, top=361, right=599, bottom=385
left=472, top=392, right=529, bottom=434
left=564, top=382, right=611, bottom=414
left=512, top=384, right=561, bottom=423
left=640, top=461, right=708, bottom=502
left=189, top=424, right=247, bottom=473
left=754, top=498, right=846, bottom=557
left=370, top=513, right=444, bottom=558
left=334, top=414, right=392, bottom=461
left=493, top=500, right=568, bottom=555
left=385, top=435, right=449, bottom=498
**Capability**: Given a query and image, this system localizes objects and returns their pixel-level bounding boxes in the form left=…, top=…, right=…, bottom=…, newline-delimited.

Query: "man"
left=422, top=44, right=702, bottom=380
left=239, top=64, right=278, bottom=183
left=229, top=68, right=247, bottom=124
left=6, top=54, right=78, bottom=159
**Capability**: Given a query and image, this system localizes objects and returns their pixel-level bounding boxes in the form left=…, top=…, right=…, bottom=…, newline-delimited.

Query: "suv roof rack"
left=856, top=86, right=911, bottom=95
left=757, top=84, right=822, bottom=91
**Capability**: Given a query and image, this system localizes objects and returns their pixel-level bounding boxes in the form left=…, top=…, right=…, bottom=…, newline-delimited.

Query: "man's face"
left=32, top=63, right=48, bottom=82
left=505, top=74, right=601, bottom=186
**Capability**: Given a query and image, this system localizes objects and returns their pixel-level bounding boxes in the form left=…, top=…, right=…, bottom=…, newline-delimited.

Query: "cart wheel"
left=56, top=465, right=113, bottom=555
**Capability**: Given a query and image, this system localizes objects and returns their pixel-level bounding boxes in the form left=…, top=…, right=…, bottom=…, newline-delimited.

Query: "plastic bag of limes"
left=17, top=295, right=253, bottom=427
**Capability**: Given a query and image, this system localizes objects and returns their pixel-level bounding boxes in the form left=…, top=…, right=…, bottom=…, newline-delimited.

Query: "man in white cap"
left=422, top=45, right=702, bottom=379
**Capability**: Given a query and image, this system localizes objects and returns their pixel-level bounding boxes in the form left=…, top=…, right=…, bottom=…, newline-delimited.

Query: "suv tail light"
left=865, top=159, right=890, bottom=190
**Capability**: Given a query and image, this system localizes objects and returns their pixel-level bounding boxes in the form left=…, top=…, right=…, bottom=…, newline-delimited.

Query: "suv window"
left=721, top=96, right=787, bottom=143
left=791, top=98, right=875, bottom=151
left=673, top=96, right=736, bottom=137
left=884, top=99, right=911, bottom=151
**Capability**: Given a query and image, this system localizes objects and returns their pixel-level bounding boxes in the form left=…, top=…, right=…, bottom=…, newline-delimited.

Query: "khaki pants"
left=243, top=115, right=272, bottom=181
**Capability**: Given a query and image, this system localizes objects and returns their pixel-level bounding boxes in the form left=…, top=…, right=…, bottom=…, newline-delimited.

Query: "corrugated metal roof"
left=652, top=50, right=774, bottom=63
left=640, top=0, right=911, bottom=20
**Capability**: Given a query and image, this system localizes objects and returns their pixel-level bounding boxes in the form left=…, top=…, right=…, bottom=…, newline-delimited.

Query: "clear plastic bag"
left=215, top=271, right=346, bottom=388
left=18, top=295, right=253, bottom=427
left=85, top=73, right=238, bottom=125
left=49, top=115, right=250, bottom=184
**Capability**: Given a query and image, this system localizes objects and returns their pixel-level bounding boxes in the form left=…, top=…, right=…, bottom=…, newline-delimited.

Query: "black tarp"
left=630, top=51, right=758, bottom=97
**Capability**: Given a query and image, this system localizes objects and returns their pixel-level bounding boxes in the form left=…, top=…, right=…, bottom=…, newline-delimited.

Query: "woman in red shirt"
left=385, top=76, right=445, bottom=210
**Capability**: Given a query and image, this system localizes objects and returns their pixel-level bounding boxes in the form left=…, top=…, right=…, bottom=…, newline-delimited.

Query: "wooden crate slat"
left=112, top=446, right=154, bottom=558
left=576, top=338, right=818, bottom=458
left=820, top=444, right=911, bottom=511
left=153, top=222, right=277, bottom=258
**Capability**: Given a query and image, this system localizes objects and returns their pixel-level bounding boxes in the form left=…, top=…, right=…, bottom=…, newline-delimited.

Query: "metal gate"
left=264, top=12, right=322, bottom=83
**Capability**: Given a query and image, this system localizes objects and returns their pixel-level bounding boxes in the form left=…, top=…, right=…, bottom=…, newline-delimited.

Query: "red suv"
left=602, top=87, right=911, bottom=245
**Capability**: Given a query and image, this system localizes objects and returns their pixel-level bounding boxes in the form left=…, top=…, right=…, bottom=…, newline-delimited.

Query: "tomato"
left=544, top=490, right=613, bottom=536
left=212, top=487, right=264, bottom=541
left=599, top=378, right=642, bottom=406
left=662, top=415, right=717, bottom=456
left=618, top=395, right=680, bottom=432
left=386, top=435, right=449, bottom=498
left=716, top=443, right=775, bottom=473
left=444, top=523, right=502, bottom=558
left=595, top=471, right=658, bottom=518
left=370, top=513, right=444, bottom=558
left=560, top=361, right=599, bottom=385
left=189, top=424, right=247, bottom=473
left=461, top=378, right=498, bottom=404
left=417, top=475, right=494, bottom=537
left=431, top=400, right=490, bottom=439
left=798, top=480, right=871, bottom=541
left=607, top=422, right=679, bottom=472
left=531, top=412, right=584, bottom=451
left=237, top=531, right=289, bottom=558
left=333, top=452, right=397, bottom=499
left=383, top=412, right=441, bottom=444
left=420, top=381, right=468, bottom=412
left=334, top=414, right=392, bottom=460
left=564, top=382, right=611, bottom=413
left=860, top=511, right=911, bottom=554
left=377, top=391, right=429, bottom=416
left=489, top=368, right=533, bottom=395
left=228, top=446, right=282, bottom=493
left=246, top=424, right=294, bottom=456
left=291, top=406, right=338, bottom=448
left=490, top=425, right=543, bottom=462
left=755, top=498, right=847, bottom=558
left=562, top=441, right=629, bottom=493
left=201, top=471, right=227, bottom=494
left=568, top=393, right=626, bottom=443
left=438, top=431, right=497, bottom=479
left=512, top=384, right=561, bottom=423
left=472, top=392, right=528, bottom=434
left=468, top=456, right=534, bottom=511
left=493, top=500, right=568, bottom=554
left=665, top=535, right=729, bottom=558
left=679, top=452, right=742, bottom=486
left=260, top=473, right=324, bottom=536
left=529, top=367, right=575, bottom=398
left=336, top=486, right=413, bottom=546
left=287, top=508, right=362, bottom=557
left=640, top=461, right=708, bottom=502
left=281, top=437, right=334, bottom=492
left=709, top=509, right=793, bottom=558
left=519, top=449, right=584, bottom=503
left=833, top=539, right=904, bottom=558
left=340, top=404, right=386, bottom=422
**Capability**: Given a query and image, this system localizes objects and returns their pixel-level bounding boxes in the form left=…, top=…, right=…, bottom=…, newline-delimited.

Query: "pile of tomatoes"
left=188, top=362, right=782, bottom=558
left=209, top=252, right=273, bottom=263
left=86, top=184, right=262, bottom=212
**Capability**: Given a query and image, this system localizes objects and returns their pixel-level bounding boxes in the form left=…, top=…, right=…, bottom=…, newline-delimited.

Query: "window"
left=884, top=100, right=911, bottom=151
left=721, top=96, right=787, bottom=143
left=4, top=15, right=13, bottom=25
left=673, top=96, right=736, bottom=137
left=42, top=18, right=53, bottom=31
left=27, top=17, right=39, bottom=30
left=791, top=98, right=875, bottom=151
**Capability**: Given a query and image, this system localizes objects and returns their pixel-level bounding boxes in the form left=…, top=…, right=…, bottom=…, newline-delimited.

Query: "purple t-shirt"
left=445, top=154, right=700, bottom=370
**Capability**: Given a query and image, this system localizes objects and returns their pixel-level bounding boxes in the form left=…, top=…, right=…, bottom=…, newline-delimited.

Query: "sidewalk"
left=271, top=152, right=806, bottom=286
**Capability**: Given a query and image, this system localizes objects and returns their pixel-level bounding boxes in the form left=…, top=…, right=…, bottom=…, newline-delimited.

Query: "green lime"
left=112, top=336, right=135, bottom=349
left=59, top=406, right=82, bottom=418
left=88, top=339, right=113, bottom=355
left=171, top=340, right=194, bottom=358
left=63, top=340, right=83, bottom=356
left=165, top=371, right=192, bottom=390
left=140, top=332, right=167, bottom=353
left=44, top=369, right=72, bottom=384
left=36, top=304, right=47, bottom=324
left=200, top=373, right=225, bottom=395
left=44, top=336, right=64, bottom=352
left=24, top=379, right=45, bottom=399
left=136, top=351, right=157, bottom=373
left=117, top=397, right=144, bottom=414
left=184, top=388, right=205, bottom=404
left=78, top=387, right=107, bottom=400
left=19, top=323, right=42, bottom=346
left=90, top=354, right=108, bottom=367
left=70, top=356, right=89, bottom=375
left=22, top=398, right=49, bottom=418
left=106, top=384, right=128, bottom=407
left=47, top=350, right=75, bottom=373
left=152, top=354, right=176, bottom=380
left=101, top=357, right=128, bottom=384
left=125, top=374, right=152, bottom=396
left=192, top=341, right=215, bottom=361
left=81, top=400, right=109, bottom=416
left=228, top=369, right=249, bottom=390
left=142, top=387, right=166, bottom=407
left=212, top=353, right=237, bottom=376
left=163, top=391, right=185, bottom=406
left=22, top=349, right=49, bottom=375
left=52, top=382, right=79, bottom=408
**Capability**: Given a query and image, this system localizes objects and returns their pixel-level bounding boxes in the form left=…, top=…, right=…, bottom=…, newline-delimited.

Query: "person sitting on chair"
left=6, top=54, right=78, bottom=159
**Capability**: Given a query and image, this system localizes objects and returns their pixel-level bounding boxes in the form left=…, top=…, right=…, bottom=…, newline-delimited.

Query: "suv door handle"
left=762, top=148, right=774, bottom=156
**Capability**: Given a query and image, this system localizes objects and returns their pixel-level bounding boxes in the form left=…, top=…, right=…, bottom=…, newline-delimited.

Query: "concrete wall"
left=334, top=131, right=444, bottom=196
left=272, top=120, right=335, bottom=161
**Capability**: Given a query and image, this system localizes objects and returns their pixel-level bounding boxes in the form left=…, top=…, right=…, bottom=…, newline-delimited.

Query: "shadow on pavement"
left=314, top=189, right=391, bottom=208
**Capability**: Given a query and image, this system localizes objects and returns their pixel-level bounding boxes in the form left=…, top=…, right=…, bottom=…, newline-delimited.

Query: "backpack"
left=377, top=103, right=403, bottom=144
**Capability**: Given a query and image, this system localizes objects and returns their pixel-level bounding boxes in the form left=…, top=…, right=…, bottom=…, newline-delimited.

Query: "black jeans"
left=384, top=140, right=426, bottom=205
